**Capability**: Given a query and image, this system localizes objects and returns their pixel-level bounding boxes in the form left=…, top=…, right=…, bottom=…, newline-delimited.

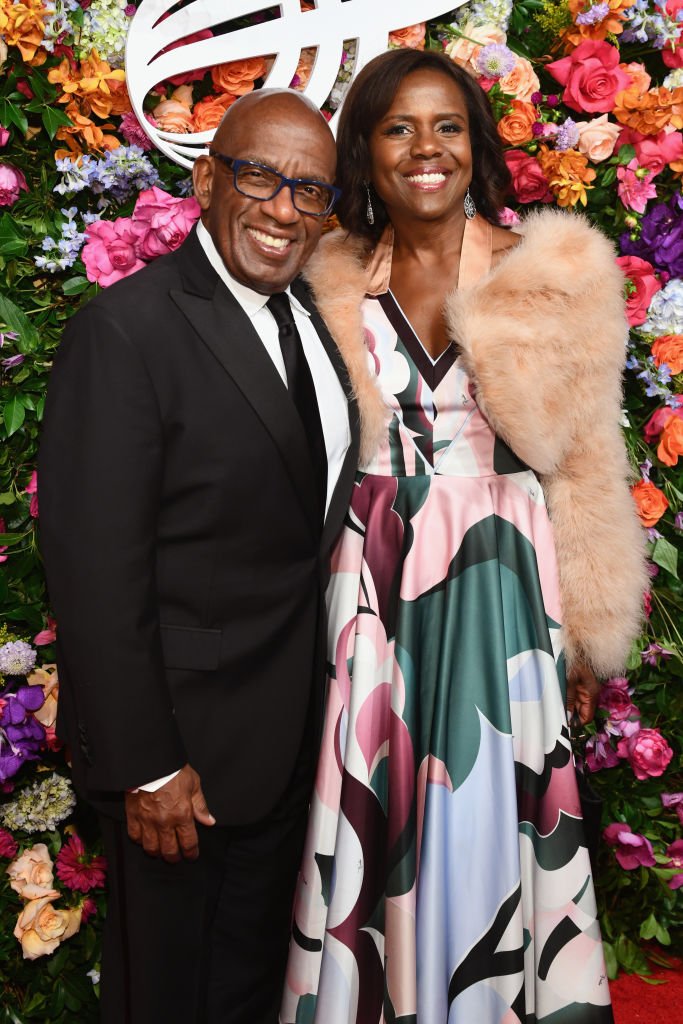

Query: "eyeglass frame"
left=208, top=152, right=341, bottom=218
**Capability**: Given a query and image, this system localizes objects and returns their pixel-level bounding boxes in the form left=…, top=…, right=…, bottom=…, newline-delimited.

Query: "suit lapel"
left=290, top=277, right=361, bottom=554
left=171, top=232, right=318, bottom=534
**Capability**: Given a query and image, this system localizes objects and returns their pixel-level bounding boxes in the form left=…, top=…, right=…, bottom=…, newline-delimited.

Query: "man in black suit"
left=38, top=89, right=359, bottom=1024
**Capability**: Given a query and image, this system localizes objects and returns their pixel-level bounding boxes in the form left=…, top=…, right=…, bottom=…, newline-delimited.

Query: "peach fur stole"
left=303, top=207, right=647, bottom=676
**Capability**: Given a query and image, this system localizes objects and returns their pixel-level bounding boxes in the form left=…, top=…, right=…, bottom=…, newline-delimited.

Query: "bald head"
left=192, top=87, right=338, bottom=294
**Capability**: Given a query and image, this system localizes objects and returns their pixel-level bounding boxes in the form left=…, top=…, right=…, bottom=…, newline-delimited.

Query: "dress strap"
left=457, top=214, right=493, bottom=289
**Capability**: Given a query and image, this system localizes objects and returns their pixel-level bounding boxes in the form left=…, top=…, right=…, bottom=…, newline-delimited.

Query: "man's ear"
left=193, top=155, right=214, bottom=211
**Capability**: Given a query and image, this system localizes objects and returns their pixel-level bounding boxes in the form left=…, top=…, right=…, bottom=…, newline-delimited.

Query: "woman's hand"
left=567, top=663, right=601, bottom=725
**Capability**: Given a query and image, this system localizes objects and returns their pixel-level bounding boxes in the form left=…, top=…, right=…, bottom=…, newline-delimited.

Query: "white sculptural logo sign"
left=126, top=0, right=466, bottom=167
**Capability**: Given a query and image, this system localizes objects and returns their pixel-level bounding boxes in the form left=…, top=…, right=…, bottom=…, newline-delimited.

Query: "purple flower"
left=675, top=511, right=683, bottom=532
left=555, top=116, right=580, bottom=151
left=641, top=642, right=673, bottom=665
left=119, top=111, right=156, bottom=152
left=620, top=194, right=683, bottom=277
left=664, top=840, right=683, bottom=890
left=532, top=122, right=546, bottom=137
left=476, top=43, right=516, bottom=79
left=1, top=353, right=24, bottom=369
left=585, top=732, right=620, bottom=771
left=661, top=792, right=683, bottom=825
left=603, top=822, right=656, bottom=869
left=530, top=90, right=543, bottom=104
left=0, top=641, right=36, bottom=676
left=576, top=1, right=610, bottom=24
left=0, top=681, right=46, bottom=782
left=598, top=676, right=641, bottom=724
left=546, top=94, right=560, bottom=107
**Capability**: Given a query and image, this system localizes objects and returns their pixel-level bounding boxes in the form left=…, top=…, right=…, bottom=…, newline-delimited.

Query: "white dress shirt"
left=137, top=222, right=350, bottom=793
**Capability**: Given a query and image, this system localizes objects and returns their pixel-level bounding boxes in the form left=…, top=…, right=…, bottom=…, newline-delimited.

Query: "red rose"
left=547, top=40, right=632, bottom=114
left=663, top=43, right=683, bottom=69
left=504, top=150, right=552, bottom=204
left=616, top=254, right=661, bottom=326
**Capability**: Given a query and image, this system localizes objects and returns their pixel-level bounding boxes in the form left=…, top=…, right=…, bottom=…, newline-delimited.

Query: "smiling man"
left=38, top=90, right=359, bottom=1024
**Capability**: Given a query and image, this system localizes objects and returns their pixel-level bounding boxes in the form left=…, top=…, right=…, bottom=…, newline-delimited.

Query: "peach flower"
left=498, top=56, right=541, bottom=103
left=658, top=415, right=683, bottom=467
left=211, top=57, right=267, bottom=97
left=632, top=480, right=669, bottom=528
left=497, top=100, right=537, bottom=145
left=192, top=93, right=237, bottom=132
left=619, top=62, right=652, bottom=94
left=445, top=21, right=506, bottom=72
left=27, top=664, right=58, bottom=729
left=291, top=48, right=316, bottom=90
left=152, top=85, right=193, bottom=134
left=7, top=844, right=58, bottom=900
left=576, top=113, right=621, bottom=161
left=389, top=23, right=426, bottom=50
left=652, top=334, right=683, bottom=375
left=14, top=896, right=81, bottom=960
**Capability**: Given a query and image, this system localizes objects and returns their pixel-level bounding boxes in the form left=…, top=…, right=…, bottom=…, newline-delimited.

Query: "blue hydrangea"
left=34, top=208, right=87, bottom=274
left=644, top=279, right=683, bottom=334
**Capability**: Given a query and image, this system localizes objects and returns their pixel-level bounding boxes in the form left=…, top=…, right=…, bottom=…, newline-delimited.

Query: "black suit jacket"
left=38, top=228, right=360, bottom=825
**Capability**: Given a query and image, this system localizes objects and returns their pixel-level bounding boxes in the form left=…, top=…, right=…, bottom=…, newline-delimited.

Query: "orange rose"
left=14, top=896, right=81, bottom=960
left=210, top=57, right=267, bottom=97
left=652, top=334, right=683, bottom=375
left=389, top=23, right=426, bottom=50
left=191, top=93, right=237, bottom=132
left=497, top=100, right=537, bottom=145
left=498, top=56, right=541, bottom=103
left=632, top=479, right=669, bottom=527
left=619, top=61, right=652, bottom=93
left=152, top=99, right=193, bottom=134
left=658, top=415, right=683, bottom=467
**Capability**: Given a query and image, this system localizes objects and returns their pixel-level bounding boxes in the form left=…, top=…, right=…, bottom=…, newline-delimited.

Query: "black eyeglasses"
left=209, top=152, right=341, bottom=218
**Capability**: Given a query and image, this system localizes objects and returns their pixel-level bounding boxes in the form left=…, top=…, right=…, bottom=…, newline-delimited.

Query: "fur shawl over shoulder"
left=304, top=209, right=647, bottom=677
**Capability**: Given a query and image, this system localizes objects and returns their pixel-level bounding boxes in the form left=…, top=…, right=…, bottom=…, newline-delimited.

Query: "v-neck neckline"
left=377, top=290, right=458, bottom=391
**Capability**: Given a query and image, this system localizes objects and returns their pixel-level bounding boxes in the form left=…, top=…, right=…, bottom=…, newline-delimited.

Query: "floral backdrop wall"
left=0, top=0, right=682, bottom=1018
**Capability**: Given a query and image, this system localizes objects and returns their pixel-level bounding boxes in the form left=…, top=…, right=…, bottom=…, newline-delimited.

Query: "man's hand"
left=125, top=764, right=215, bottom=863
left=566, top=663, right=601, bottom=726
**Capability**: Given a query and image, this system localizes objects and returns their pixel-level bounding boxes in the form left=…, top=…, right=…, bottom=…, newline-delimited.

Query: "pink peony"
left=25, top=470, right=38, bottom=519
left=616, top=726, right=674, bottom=780
left=82, top=218, right=146, bottom=288
left=616, top=254, right=661, bottom=326
left=55, top=834, right=107, bottom=893
left=585, top=732, right=620, bottom=771
left=0, top=163, right=28, bottom=207
left=598, top=676, right=640, bottom=723
left=0, top=826, right=18, bottom=858
left=132, top=186, right=201, bottom=260
left=664, top=839, right=683, bottom=890
left=504, top=150, right=553, bottom=204
left=547, top=40, right=632, bottom=114
left=616, top=126, right=683, bottom=175
left=119, top=110, right=156, bottom=151
left=643, top=398, right=683, bottom=443
left=603, top=823, right=656, bottom=869
left=617, top=159, right=657, bottom=214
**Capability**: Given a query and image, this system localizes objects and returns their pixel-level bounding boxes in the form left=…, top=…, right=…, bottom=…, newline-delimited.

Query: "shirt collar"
left=195, top=219, right=310, bottom=319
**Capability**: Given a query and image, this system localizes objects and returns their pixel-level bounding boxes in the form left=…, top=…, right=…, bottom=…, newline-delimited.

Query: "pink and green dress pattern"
left=282, top=273, right=612, bottom=1023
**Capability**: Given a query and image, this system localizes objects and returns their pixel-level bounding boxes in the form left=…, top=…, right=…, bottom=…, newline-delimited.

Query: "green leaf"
left=603, top=940, right=618, bottom=981
left=0, top=491, right=15, bottom=505
left=655, top=922, right=671, bottom=945
left=639, top=912, right=658, bottom=940
left=0, top=214, right=28, bottom=258
left=601, top=166, right=617, bottom=187
left=617, top=144, right=636, bottom=165
left=3, top=396, right=25, bottom=436
left=0, top=98, right=28, bottom=135
left=62, top=275, right=90, bottom=296
left=41, top=106, right=73, bottom=140
left=0, top=292, right=39, bottom=351
left=652, top=537, right=679, bottom=579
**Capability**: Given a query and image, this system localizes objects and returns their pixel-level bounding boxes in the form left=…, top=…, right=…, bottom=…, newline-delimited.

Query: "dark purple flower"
left=620, top=194, right=683, bottom=277
left=603, top=822, right=656, bottom=869
left=546, top=93, right=559, bottom=107
left=664, top=840, right=683, bottom=890
left=661, top=792, right=683, bottom=825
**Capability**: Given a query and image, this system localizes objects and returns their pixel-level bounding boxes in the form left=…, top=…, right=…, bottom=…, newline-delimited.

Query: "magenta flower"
left=661, top=792, right=683, bottom=825
left=585, top=732, right=620, bottom=771
left=132, top=186, right=201, bottom=260
left=616, top=726, right=674, bottom=781
left=80, top=896, right=98, bottom=924
left=34, top=617, right=57, bottom=646
left=641, top=642, right=673, bottom=666
left=25, top=470, right=38, bottom=519
left=55, top=834, right=107, bottom=893
left=82, top=218, right=146, bottom=288
left=603, top=823, right=656, bottom=869
left=119, top=110, right=156, bottom=152
left=0, top=826, right=18, bottom=858
left=617, top=160, right=657, bottom=214
left=598, top=676, right=640, bottom=724
left=0, top=127, right=9, bottom=148
left=663, top=840, right=683, bottom=890
left=0, top=163, right=28, bottom=207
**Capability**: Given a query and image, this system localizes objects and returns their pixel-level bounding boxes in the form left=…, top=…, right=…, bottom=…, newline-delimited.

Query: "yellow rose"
left=575, top=114, right=621, bottom=162
left=14, top=896, right=81, bottom=960
left=27, top=664, right=58, bottom=729
left=444, top=21, right=506, bottom=71
left=498, top=56, right=541, bottom=103
left=7, top=844, right=58, bottom=901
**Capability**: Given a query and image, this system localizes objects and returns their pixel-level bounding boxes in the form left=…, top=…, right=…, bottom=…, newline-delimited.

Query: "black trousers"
left=98, top=742, right=313, bottom=1024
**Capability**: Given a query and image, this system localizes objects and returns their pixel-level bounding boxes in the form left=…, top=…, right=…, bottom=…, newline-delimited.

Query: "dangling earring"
left=464, top=187, right=476, bottom=220
left=365, top=182, right=375, bottom=226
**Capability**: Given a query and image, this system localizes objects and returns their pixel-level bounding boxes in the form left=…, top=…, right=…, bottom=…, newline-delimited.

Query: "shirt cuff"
left=130, top=769, right=182, bottom=794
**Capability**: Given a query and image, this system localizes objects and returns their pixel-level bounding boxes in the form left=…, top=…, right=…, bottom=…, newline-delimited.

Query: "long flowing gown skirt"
left=282, top=292, right=613, bottom=1024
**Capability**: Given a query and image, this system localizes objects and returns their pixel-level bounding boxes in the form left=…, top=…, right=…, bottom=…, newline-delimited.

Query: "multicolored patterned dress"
left=282, top=228, right=613, bottom=1024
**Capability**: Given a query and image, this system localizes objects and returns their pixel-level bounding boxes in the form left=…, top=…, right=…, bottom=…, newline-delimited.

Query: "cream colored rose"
left=152, top=88, right=193, bottom=134
left=619, top=62, right=652, bottom=95
left=7, top=844, right=58, bottom=900
left=171, top=84, right=194, bottom=108
left=445, top=21, right=506, bottom=71
left=27, top=664, right=58, bottom=729
left=576, top=114, right=621, bottom=162
left=14, top=896, right=81, bottom=960
left=0, top=40, right=7, bottom=72
left=498, top=56, right=541, bottom=103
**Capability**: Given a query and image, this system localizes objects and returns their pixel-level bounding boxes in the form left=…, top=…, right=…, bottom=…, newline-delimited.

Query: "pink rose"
left=616, top=255, right=661, bottom=326
left=616, top=726, right=674, bottom=780
left=0, top=126, right=9, bottom=148
left=603, top=823, right=656, bottom=870
left=597, top=676, right=640, bottom=723
left=504, top=150, right=552, bottom=204
left=132, top=186, right=201, bottom=260
left=498, top=206, right=521, bottom=227
left=0, top=163, right=28, bottom=207
left=82, top=219, right=146, bottom=288
left=663, top=42, right=683, bottom=69
left=616, top=126, right=683, bottom=175
left=644, top=399, right=683, bottom=442
left=0, top=827, right=18, bottom=858
left=547, top=40, right=632, bottom=114
left=576, top=114, right=621, bottom=162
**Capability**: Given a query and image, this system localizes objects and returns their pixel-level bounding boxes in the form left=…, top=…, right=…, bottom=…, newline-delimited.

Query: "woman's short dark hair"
left=335, top=48, right=511, bottom=241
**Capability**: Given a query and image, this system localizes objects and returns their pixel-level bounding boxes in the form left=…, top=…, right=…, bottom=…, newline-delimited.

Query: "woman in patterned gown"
left=282, top=49, right=646, bottom=1024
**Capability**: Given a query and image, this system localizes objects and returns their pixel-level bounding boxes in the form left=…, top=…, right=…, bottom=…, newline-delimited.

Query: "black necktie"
left=266, top=292, right=327, bottom=525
